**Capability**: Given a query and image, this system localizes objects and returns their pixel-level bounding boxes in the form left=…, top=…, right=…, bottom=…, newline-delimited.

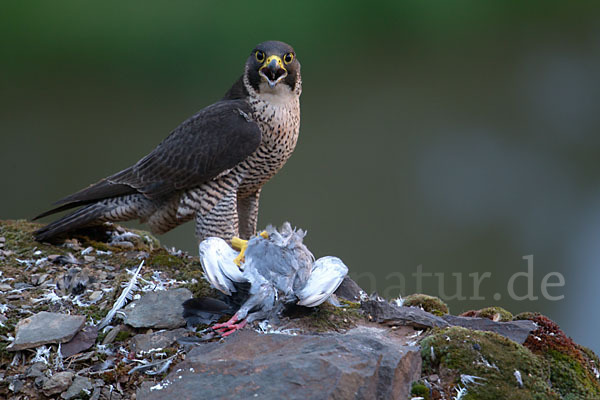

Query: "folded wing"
left=198, top=237, right=247, bottom=296
left=296, top=256, right=348, bottom=307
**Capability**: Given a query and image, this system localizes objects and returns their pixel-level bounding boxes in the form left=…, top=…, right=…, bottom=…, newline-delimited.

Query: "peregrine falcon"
left=34, top=41, right=302, bottom=243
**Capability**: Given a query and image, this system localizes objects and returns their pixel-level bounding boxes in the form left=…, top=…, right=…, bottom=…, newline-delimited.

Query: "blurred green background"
left=2, top=1, right=600, bottom=353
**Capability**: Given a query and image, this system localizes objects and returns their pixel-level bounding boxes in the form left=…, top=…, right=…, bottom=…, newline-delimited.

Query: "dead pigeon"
left=184, top=222, right=348, bottom=336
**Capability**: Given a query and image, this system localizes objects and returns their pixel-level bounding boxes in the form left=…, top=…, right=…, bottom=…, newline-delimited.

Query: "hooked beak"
left=259, top=55, right=288, bottom=88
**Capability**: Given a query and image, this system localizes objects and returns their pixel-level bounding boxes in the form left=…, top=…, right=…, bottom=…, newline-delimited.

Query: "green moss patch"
left=421, top=326, right=559, bottom=399
left=403, top=294, right=449, bottom=316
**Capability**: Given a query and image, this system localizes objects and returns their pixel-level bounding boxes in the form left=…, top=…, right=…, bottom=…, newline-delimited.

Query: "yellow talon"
left=231, top=231, right=269, bottom=266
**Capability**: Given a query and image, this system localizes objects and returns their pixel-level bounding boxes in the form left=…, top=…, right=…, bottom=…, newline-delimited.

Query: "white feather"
left=297, top=256, right=348, bottom=307
left=199, top=237, right=246, bottom=295
left=98, top=260, right=144, bottom=329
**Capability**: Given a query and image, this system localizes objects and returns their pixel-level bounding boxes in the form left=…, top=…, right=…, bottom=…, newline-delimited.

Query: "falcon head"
left=244, top=41, right=301, bottom=95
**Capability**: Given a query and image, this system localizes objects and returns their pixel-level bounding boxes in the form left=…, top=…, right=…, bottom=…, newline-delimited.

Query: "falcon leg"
left=211, top=313, right=248, bottom=337
left=195, top=188, right=239, bottom=242
left=237, top=189, right=261, bottom=239
left=231, top=231, right=269, bottom=266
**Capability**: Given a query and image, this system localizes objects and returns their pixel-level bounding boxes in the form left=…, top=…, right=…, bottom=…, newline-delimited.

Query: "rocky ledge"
left=0, top=220, right=598, bottom=399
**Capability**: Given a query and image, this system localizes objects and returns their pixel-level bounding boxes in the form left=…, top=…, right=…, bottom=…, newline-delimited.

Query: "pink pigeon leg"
left=211, top=313, right=248, bottom=336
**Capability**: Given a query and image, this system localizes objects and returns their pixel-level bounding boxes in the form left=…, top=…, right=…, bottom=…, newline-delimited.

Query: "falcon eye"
left=255, top=51, right=265, bottom=62
left=283, top=52, right=294, bottom=64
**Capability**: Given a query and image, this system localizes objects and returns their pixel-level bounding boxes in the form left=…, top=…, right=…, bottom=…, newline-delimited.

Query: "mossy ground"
left=514, top=313, right=600, bottom=399
left=421, top=326, right=560, bottom=399
left=460, top=306, right=513, bottom=322
left=403, top=294, right=449, bottom=316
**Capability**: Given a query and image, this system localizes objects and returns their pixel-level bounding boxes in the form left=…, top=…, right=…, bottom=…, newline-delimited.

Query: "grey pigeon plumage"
left=194, top=222, right=348, bottom=336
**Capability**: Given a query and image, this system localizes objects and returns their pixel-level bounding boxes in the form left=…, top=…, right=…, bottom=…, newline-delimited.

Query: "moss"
left=411, top=381, right=430, bottom=399
left=421, top=326, right=559, bottom=399
left=115, top=330, right=132, bottom=342
left=149, top=252, right=186, bottom=269
left=296, top=302, right=362, bottom=333
left=461, top=306, right=513, bottom=322
left=403, top=294, right=449, bottom=316
left=515, top=313, right=600, bottom=399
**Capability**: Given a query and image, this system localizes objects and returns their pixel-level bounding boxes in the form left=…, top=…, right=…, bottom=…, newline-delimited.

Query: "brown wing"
left=35, top=99, right=261, bottom=219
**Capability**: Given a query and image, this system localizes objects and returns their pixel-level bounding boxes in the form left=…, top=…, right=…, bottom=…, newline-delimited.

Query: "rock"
left=26, top=362, right=48, bottom=378
left=362, top=299, right=449, bottom=329
left=137, top=326, right=421, bottom=400
left=61, top=376, right=93, bottom=399
left=131, top=328, right=189, bottom=353
left=61, top=325, right=98, bottom=358
left=43, top=371, right=74, bottom=396
left=334, top=276, right=364, bottom=302
left=124, top=288, right=192, bottom=329
left=89, top=290, right=103, bottom=303
left=442, top=315, right=536, bottom=344
left=7, top=311, right=86, bottom=351
left=7, top=375, right=24, bottom=393
left=102, top=325, right=122, bottom=345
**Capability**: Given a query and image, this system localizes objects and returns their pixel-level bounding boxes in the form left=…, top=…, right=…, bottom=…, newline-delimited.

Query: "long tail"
left=34, top=203, right=110, bottom=242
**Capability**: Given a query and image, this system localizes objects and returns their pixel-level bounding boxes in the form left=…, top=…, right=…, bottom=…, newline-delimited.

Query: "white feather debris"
left=460, top=374, right=485, bottom=386
left=453, top=385, right=468, bottom=400
left=110, top=232, right=140, bottom=242
left=81, top=247, right=94, bottom=255
left=392, top=296, right=404, bottom=307
left=31, top=346, right=51, bottom=365
left=255, top=320, right=299, bottom=336
left=54, top=343, right=64, bottom=370
left=430, top=346, right=436, bottom=362
left=32, top=290, right=65, bottom=304
left=477, top=356, right=499, bottom=370
left=408, top=330, right=424, bottom=339
left=97, top=261, right=144, bottom=329
left=150, top=380, right=172, bottom=391
left=514, top=370, right=523, bottom=387
left=137, top=271, right=185, bottom=292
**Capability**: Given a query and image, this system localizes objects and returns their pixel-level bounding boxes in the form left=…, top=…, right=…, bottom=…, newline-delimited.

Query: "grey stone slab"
left=8, top=312, right=86, bottom=351
left=124, top=288, right=192, bottom=329
left=442, top=315, right=537, bottom=344
left=131, top=328, right=189, bottom=353
left=362, top=299, right=449, bottom=329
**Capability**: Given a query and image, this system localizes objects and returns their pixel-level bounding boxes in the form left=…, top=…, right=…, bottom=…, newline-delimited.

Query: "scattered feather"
left=31, top=346, right=51, bottom=365
left=98, top=261, right=144, bottom=329
left=54, top=344, right=64, bottom=370
left=255, top=320, right=299, bottom=335
left=461, top=374, right=485, bottom=386
left=392, top=296, right=404, bottom=307
left=514, top=370, right=523, bottom=387
left=453, top=385, right=468, bottom=400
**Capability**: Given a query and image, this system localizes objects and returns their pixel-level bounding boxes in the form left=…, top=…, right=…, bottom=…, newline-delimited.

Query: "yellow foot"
left=231, top=231, right=269, bottom=266
left=231, top=237, right=248, bottom=266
